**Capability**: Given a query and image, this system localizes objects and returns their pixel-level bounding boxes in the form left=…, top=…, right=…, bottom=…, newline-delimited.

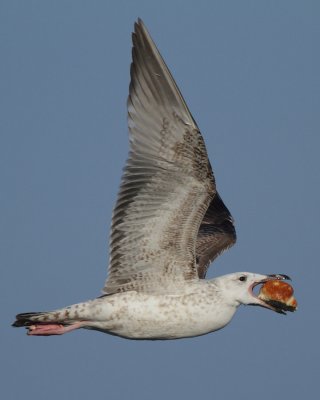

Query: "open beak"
left=249, top=274, right=292, bottom=315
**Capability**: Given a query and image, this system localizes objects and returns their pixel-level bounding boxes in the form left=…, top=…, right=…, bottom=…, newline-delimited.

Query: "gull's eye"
left=239, top=276, right=247, bottom=282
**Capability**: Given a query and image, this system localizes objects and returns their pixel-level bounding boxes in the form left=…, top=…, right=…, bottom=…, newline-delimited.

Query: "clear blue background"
left=1, top=1, right=319, bottom=399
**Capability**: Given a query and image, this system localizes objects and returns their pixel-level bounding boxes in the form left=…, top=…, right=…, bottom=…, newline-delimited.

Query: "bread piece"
left=259, top=280, right=297, bottom=311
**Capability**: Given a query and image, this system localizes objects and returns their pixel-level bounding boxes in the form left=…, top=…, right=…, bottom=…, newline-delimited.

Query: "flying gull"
left=13, top=19, right=293, bottom=339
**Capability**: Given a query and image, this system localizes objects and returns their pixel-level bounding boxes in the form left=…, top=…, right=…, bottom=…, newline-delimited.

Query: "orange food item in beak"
left=258, top=280, right=297, bottom=310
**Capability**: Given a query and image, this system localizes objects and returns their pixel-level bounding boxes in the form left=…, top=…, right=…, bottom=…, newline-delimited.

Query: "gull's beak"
left=249, top=274, right=292, bottom=315
left=266, top=274, right=291, bottom=281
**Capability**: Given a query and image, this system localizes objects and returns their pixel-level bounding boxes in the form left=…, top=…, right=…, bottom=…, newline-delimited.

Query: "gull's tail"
left=12, top=311, right=50, bottom=327
left=12, top=306, right=88, bottom=336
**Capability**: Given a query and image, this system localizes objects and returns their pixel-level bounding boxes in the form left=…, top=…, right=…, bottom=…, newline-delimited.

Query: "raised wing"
left=103, top=19, right=216, bottom=294
left=103, top=19, right=236, bottom=294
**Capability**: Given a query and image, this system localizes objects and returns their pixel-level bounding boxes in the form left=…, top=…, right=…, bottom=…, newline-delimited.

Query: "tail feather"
left=12, top=311, right=86, bottom=336
left=13, top=301, right=93, bottom=335
left=12, top=312, right=50, bottom=327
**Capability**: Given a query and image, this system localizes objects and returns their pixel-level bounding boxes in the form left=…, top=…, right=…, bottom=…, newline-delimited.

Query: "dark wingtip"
left=134, top=18, right=144, bottom=32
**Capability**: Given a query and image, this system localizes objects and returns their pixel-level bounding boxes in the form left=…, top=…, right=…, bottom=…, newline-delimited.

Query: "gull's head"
left=215, top=272, right=291, bottom=313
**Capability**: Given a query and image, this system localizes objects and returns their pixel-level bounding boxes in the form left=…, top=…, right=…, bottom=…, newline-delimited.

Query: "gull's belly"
left=88, top=291, right=237, bottom=339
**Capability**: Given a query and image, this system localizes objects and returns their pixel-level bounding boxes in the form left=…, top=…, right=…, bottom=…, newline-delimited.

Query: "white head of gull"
left=13, top=19, right=292, bottom=339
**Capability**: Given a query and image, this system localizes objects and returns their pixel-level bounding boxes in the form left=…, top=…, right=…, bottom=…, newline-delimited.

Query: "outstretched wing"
left=103, top=19, right=216, bottom=294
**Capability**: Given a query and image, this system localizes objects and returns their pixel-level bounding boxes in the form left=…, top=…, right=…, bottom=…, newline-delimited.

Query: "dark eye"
left=239, top=276, right=247, bottom=282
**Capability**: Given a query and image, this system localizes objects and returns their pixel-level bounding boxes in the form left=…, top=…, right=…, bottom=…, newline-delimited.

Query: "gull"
left=12, top=19, right=292, bottom=340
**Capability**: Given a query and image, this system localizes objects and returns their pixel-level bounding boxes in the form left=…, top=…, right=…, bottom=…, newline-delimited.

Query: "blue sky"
left=1, top=1, right=319, bottom=399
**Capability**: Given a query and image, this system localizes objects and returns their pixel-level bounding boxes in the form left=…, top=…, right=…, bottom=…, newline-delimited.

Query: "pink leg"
left=27, top=321, right=85, bottom=336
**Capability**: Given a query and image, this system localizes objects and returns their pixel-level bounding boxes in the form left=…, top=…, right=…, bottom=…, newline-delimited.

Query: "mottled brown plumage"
left=103, top=19, right=236, bottom=295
